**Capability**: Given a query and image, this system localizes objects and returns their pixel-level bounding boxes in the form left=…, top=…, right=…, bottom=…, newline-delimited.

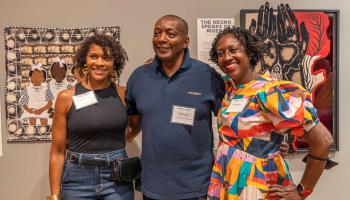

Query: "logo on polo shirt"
left=187, top=91, right=202, bottom=96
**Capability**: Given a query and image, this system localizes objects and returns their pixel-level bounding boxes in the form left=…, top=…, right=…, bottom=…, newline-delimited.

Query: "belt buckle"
left=69, top=153, right=78, bottom=163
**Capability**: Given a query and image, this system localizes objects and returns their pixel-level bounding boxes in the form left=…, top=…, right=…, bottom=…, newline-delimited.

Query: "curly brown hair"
left=209, top=27, right=264, bottom=68
left=75, top=34, right=128, bottom=81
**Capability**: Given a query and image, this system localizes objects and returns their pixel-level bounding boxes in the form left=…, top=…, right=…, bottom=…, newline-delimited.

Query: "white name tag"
left=171, top=105, right=196, bottom=126
left=72, top=91, right=98, bottom=110
left=227, top=98, right=249, bottom=113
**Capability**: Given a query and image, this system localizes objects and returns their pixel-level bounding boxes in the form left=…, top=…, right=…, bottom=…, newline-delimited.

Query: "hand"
left=290, top=89, right=306, bottom=102
left=249, top=2, right=278, bottom=75
left=249, top=3, right=309, bottom=81
left=280, top=141, right=289, bottom=158
left=125, top=129, right=140, bottom=142
left=28, top=107, right=35, bottom=113
left=126, top=115, right=141, bottom=142
left=268, top=184, right=305, bottom=200
left=276, top=4, right=309, bottom=81
left=34, top=108, right=44, bottom=115
left=144, top=58, right=153, bottom=64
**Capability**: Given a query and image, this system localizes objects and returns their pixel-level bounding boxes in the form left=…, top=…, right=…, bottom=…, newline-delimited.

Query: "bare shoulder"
left=55, top=87, right=75, bottom=111
left=117, top=85, right=126, bottom=106
left=117, top=85, right=126, bottom=94
left=57, top=87, right=75, bottom=100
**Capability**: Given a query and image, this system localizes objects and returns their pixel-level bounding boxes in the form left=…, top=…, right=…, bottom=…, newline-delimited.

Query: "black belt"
left=66, top=151, right=111, bottom=167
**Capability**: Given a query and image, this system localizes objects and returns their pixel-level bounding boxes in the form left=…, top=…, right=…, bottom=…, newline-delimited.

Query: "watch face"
left=297, top=183, right=304, bottom=193
left=297, top=183, right=312, bottom=197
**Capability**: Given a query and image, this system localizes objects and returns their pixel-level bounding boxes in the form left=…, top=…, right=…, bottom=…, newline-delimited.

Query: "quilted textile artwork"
left=4, top=27, right=120, bottom=142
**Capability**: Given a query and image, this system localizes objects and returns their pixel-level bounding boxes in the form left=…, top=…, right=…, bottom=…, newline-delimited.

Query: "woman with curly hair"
left=49, top=34, right=133, bottom=200
left=207, top=27, right=333, bottom=200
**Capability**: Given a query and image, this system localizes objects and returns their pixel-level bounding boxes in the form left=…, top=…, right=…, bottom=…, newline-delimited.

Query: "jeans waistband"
left=66, top=149, right=126, bottom=167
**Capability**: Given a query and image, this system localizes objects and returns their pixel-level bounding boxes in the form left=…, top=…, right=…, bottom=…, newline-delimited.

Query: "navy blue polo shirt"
left=126, top=49, right=224, bottom=199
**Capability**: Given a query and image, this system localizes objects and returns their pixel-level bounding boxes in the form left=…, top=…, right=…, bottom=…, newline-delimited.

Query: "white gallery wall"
left=0, top=0, right=348, bottom=199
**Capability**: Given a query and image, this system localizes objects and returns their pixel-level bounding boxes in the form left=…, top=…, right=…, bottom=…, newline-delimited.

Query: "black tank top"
left=67, top=83, right=127, bottom=153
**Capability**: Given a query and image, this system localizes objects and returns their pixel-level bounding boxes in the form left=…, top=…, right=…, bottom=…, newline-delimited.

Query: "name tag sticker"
left=72, top=91, right=98, bottom=110
left=171, top=105, right=196, bottom=126
left=227, top=98, right=249, bottom=113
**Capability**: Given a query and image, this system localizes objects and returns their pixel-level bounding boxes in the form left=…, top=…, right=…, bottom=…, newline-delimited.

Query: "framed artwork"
left=4, top=26, right=120, bottom=142
left=240, top=4, right=339, bottom=151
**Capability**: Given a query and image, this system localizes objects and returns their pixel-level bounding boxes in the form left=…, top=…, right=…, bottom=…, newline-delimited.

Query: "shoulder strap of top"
left=74, top=83, right=88, bottom=95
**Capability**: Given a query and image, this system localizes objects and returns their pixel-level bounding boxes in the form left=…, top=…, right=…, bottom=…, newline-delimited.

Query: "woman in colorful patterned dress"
left=207, top=27, right=333, bottom=200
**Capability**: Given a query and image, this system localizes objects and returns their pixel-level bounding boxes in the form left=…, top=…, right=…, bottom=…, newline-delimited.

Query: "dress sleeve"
left=45, top=88, right=55, bottom=101
left=256, top=81, right=319, bottom=149
left=19, top=89, right=29, bottom=107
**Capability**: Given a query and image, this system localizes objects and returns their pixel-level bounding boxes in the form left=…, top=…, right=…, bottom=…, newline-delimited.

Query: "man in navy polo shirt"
left=125, top=15, right=225, bottom=200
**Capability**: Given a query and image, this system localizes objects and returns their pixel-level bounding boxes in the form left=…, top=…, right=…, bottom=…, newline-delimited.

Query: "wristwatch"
left=297, top=183, right=313, bottom=197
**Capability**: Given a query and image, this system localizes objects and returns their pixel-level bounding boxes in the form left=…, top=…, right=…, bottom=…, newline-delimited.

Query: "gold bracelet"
left=47, top=194, right=61, bottom=200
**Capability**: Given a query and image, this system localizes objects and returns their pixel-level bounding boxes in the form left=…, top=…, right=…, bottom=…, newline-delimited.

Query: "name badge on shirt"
left=171, top=105, right=196, bottom=126
left=72, top=91, right=98, bottom=110
left=226, top=98, right=249, bottom=113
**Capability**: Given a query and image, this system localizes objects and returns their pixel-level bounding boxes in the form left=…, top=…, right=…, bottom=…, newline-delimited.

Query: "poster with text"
left=197, top=18, right=234, bottom=151
left=197, top=18, right=235, bottom=75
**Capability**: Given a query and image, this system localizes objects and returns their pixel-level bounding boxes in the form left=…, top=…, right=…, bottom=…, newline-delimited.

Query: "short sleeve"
left=45, top=88, right=54, bottom=101
left=256, top=81, right=319, bottom=137
left=19, top=89, right=29, bottom=107
left=125, top=74, right=140, bottom=115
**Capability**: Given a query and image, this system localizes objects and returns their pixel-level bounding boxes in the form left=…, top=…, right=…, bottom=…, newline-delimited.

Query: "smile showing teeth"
left=157, top=47, right=170, bottom=51
left=225, top=63, right=238, bottom=72
left=92, top=68, right=108, bottom=74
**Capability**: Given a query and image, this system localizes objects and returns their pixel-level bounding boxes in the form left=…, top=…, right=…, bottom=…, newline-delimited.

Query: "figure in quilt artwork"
left=48, top=57, right=73, bottom=107
left=70, top=64, right=85, bottom=85
left=5, top=27, right=121, bottom=141
left=19, top=63, right=54, bottom=126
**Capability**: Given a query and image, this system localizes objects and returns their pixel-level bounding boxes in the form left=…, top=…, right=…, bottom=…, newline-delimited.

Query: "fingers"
left=281, top=141, right=289, bottom=149
left=270, top=184, right=286, bottom=190
left=267, top=7, right=275, bottom=37
left=125, top=130, right=140, bottom=142
left=144, top=58, right=153, bottom=64
left=280, top=4, right=293, bottom=38
left=291, top=89, right=306, bottom=101
left=285, top=4, right=300, bottom=38
left=257, top=5, right=264, bottom=36
left=262, top=2, right=270, bottom=37
left=268, top=185, right=286, bottom=198
left=299, top=22, right=309, bottom=52
left=277, top=5, right=287, bottom=42
left=126, top=133, right=138, bottom=143
left=280, top=141, right=289, bottom=157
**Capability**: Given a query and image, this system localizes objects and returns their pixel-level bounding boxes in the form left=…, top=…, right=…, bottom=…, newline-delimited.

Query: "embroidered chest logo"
left=187, top=91, right=202, bottom=96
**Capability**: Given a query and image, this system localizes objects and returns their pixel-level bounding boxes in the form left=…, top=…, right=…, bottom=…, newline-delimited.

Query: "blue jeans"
left=61, top=149, right=134, bottom=200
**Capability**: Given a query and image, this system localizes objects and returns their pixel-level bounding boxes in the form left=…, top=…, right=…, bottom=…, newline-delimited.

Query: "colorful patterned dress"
left=208, top=74, right=319, bottom=200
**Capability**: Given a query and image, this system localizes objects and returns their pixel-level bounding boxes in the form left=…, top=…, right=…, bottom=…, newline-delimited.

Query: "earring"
left=109, top=68, right=117, bottom=84
left=82, top=64, right=88, bottom=76
left=116, top=70, right=120, bottom=86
